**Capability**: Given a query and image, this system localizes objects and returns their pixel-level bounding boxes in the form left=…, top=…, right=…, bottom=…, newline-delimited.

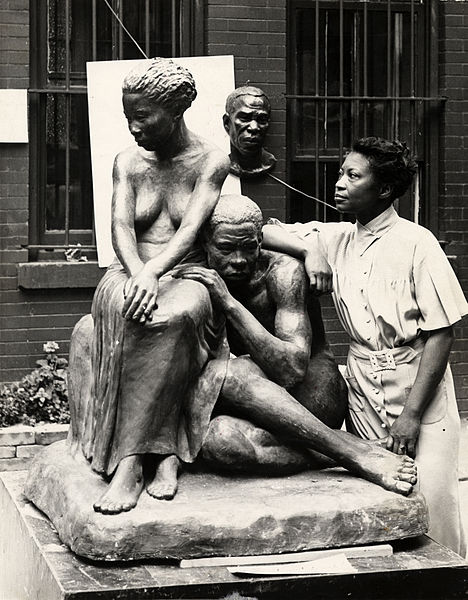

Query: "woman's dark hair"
left=352, top=137, right=417, bottom=201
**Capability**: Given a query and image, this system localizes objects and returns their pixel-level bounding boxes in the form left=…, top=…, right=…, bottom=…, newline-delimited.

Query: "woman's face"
left=334, top=152, right=388, bottom=224
left=123, top=93, right=177, bottom=151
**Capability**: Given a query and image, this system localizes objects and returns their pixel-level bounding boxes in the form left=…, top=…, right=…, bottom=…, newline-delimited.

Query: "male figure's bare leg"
left=292, top=350, right=347, bottom=429
left=203, top=415, right=334, bottom=474
left=146, top=455, right=180, bottom=500
left=93, top=454, right=144, bottom=514
left=215, top=357, right=417, bottom=495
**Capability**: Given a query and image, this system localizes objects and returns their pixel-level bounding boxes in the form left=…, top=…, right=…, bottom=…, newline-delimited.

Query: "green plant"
left=0, top=342, right=70, bottom=427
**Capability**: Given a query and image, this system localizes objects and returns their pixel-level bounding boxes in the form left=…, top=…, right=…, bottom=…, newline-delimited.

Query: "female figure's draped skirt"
left=81, top=263, right=229, bottom=476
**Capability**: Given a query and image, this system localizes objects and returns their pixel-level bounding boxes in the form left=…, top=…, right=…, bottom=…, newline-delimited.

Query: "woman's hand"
left=122, top=263, right=159, bottom=324
left=304, top=248, right=333, bottom=295
left=385, top=410, right=421, bottom=458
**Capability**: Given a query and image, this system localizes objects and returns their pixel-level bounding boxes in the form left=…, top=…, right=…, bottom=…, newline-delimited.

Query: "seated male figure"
left=175, top=195, right=417, bottom=493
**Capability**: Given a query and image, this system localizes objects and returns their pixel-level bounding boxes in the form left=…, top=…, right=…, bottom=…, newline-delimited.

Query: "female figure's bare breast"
left=124, top=140, right=214, bottom=260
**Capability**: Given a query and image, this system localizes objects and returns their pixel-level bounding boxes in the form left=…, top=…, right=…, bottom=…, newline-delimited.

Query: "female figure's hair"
left=122, top=57, right=197, bottom=116
left=352, top=137, right=417, bottom=201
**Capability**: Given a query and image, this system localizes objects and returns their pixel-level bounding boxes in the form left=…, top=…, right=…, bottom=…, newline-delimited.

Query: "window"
left=29, top=0, right=203, bottom=259
left=287, top=0, right=442, bottom=231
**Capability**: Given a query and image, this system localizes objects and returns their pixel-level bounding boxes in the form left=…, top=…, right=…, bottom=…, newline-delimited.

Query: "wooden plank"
left=179, top=543, right=393, bottom=569
left=227, top=554, right=358, bottom=576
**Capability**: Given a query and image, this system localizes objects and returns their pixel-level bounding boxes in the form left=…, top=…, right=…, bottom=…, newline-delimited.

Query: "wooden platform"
left=2, top=470, right=468, bottom=600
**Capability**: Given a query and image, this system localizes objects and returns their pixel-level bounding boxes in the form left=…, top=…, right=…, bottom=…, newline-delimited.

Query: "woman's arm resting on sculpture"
left=385, top=325, right=454, bottom=458
left=262, top=224, right=333, bottom=295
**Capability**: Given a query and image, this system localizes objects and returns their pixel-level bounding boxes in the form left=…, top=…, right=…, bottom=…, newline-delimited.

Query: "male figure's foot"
left=146, top=455, right=180, bottom=500
left=351, top=439, right=417, bottom=495
left=93, top=455, right=144, bottom=514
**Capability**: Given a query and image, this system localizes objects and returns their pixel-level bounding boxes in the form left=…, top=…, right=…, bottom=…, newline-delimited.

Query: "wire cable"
left=267, top=173, right=339, bottom=213
left=102, top=0, right=149, bottom=59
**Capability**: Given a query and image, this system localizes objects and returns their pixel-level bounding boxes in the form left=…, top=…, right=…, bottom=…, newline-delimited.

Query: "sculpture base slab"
left=2, top=470, right=468, bottom=600
left=24, top=440, right=428, bottom=562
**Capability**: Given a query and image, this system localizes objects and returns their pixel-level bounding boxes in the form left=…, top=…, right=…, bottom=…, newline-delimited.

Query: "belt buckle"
left=370, top=351, right=396, bottom=372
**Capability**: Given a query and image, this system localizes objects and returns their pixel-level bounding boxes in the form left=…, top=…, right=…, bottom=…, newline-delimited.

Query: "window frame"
left=286, top=0, right=442, bottom=234
left=28, top=0, right=205, bottom=260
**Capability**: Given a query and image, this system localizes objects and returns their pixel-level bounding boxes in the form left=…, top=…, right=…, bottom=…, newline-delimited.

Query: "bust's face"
left=123, top=92, right=177, bottom=151
left=224, top=95, right=270, bottom=155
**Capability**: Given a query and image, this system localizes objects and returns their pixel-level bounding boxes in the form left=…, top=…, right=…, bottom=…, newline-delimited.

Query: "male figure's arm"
left=175, top=257, right=311, bottom=388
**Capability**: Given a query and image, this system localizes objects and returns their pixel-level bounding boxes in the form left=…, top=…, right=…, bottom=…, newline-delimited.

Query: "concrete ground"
left=459, top=417, right=468, bottom=559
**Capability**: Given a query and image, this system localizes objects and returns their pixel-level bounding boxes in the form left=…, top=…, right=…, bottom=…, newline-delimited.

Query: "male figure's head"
left=223, top=87, right=276, bottom=177
left=122, top=58, right=197, bottom=151
left=203, top=195, right=263, bottom=284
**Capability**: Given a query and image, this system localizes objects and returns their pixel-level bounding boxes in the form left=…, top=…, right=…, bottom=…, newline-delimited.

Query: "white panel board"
left=87, top=56, right=239, bottom=267
left=0, top=90, right=28, bottom=143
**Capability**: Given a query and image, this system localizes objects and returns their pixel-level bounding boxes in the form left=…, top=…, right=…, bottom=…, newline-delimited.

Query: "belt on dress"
left=348, top=338, right=425, bottom=372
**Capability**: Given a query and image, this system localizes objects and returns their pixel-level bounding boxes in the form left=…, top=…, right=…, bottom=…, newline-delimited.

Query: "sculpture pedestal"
left=2, top=469, right=468, bottom=600
left=24, top=440, right=428, bottom=562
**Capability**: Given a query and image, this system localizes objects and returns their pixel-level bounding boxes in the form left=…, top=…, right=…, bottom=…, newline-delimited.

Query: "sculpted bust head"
left=223, top=87, right=276, bottom=178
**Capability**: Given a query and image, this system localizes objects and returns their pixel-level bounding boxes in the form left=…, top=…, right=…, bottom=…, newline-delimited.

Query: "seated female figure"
left=69, top=58, right=230, bottom=515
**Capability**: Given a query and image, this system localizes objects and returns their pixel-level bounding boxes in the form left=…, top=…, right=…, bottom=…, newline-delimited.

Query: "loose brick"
left=0, top=456, right=30, bottom=471
left=0, top=424, right=35, bottom=446
left=0, top=446, right=16, bottom=459
left=35, top=424, right=69, bottom=445
left=16, top=444, right=44, bottom=459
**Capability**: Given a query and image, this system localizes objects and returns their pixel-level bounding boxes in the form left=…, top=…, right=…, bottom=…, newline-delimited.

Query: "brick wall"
left=205, top=0, right=468, bottom=412
left=0, top=1, right=467, bottom=417
left=206, top=0, right=287, bottom=222
left=205, top=0, right=351, bottom=367
left=0, top=0, right=94, bottom=383
left=439, top=0, right=468, bottom=414
left=0, top=423, right=68, bottom=471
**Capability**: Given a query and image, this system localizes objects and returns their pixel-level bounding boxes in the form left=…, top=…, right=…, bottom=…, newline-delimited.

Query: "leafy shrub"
left=0, top=342, right=70, bottom=428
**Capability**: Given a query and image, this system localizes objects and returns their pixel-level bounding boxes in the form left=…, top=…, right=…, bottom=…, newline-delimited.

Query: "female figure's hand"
left=122, top=263, right=159, bottom=323
left=385, top=409, right=421, bottom=458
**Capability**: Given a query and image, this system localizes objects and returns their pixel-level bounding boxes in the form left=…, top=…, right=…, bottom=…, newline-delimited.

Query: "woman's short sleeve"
left=267, top=219, right=352, bottom=254
left=414, top=231, right=468, bottom=330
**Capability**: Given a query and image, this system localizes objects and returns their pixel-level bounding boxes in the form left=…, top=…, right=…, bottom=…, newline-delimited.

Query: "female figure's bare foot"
left=146, top=455, right=180, bottom=500
left=352, top=440, right=417, bottom=496
left=93, top=455, right=144, bottom=514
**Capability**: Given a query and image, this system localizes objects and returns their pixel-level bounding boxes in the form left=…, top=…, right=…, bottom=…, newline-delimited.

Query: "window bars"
left=287, top=0, right=444, bottom=231
left=28, top=0, right=199, bottom=258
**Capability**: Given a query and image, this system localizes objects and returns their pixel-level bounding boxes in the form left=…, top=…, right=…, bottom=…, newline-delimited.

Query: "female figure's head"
left=335, top=137, right=417, bottom=224
left=122, top=58, right=197, bottom=152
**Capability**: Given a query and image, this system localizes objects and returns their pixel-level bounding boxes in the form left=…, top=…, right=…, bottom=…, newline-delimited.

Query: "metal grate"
left=287, top=0, right=443, bottom=231
left=28, top=0, right=201, bottom=259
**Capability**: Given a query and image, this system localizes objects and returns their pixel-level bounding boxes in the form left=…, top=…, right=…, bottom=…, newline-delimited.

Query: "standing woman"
left=264, top=137, right=467, bottom=555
